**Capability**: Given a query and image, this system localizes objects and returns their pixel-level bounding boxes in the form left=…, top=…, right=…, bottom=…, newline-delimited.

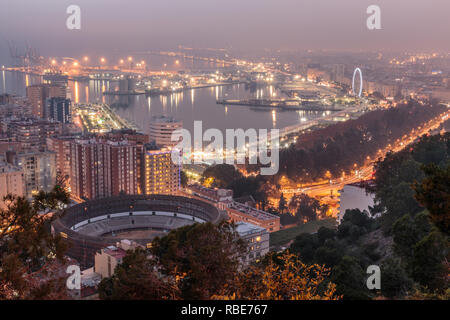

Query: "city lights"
left=1, top=0, right=449, bottom=304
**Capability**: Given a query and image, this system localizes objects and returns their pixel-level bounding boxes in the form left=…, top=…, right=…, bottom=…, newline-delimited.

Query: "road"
left=280, top=110, right=450, bottom=203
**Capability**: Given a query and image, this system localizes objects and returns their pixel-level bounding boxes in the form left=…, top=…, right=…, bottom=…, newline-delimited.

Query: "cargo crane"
left=7, top=41, right=43, bottom=70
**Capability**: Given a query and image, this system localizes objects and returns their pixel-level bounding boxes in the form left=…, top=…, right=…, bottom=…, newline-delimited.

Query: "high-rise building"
left=0, top=103, right=32, bottom=118
left=148, top=116, right=182, bottom=148
left=45, top=97, right=72, bottom=123
left=101, top=129, right=150, bottom=145
left=47, top=136, right=77, bottom=181
left=331, top=64, right=345, bottom=83
left=0, top=162, right=24, bottom=209
left=0, top=94, right=14, bottom=105
left=144, top=146, right=180, bottom=195
left=110, top=141, right=138, bottom=196
left=26, top=84, right=67, bottom=118
left=99, top=129, right=149, bottom=194
left=12, top=151, right=56, bottom=198
left=70, top=138, right=138, bottom=200
left=5, top=118, right=62, bottom=151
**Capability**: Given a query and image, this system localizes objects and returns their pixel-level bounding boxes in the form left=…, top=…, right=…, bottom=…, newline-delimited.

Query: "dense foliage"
left=0, top=183, right=71, bottom=299
left=277, top=101, right=446, bottom=182
left=213, top=251, right=340, bottom=300
left=201, top=164, right=271, bottom=209
left=370, top=133, right=449, bottom=232
left=98, top=247, right=179, bottom=300
left=291, top=133, right=450, bottom=299
left=413, top=163, right=450, bottom=235
left=151, top=221, right=247, bottom=299
left=99, top=223, right=338, bottom=300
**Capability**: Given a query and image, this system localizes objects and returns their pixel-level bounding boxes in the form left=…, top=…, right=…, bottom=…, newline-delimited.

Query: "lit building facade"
left=100, top=129, right=149, bottom=194
left=70, top=138, right=138, bottom=200
left=46, top=136, right=77, bottom=181
left=0, top=162, right=24, bottom=209
left=45, top=97, right=72, bottom=123
left=26, top=84, right=67, bottom=118
left=13, top=151, right=56, bottom=198
left=236, top=222, right=270, bottom=264
left=144, top=147, right=180, bottom=195
left=148, top=116, right=182, bottom=147
left=6, top=118, right=62, bottom=152
left=184, top=184, right=280, bottom=232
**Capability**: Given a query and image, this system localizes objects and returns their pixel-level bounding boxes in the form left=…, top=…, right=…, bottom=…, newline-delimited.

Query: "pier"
left=216, top=98, right=343, bottom=112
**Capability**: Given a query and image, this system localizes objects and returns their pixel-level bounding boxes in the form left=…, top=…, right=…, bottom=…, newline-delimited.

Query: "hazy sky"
left=0, top=0, right=449, bottom=62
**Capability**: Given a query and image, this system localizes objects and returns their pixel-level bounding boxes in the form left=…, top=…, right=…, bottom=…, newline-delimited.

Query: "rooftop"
left=228, top=201, right=279, bottom=221
left=0, top=162, right=22, bottom=173
left=150, top=115, right=182, bottom=124
left=235, top=221, right=266, bottom=237
left=103, top=246, right=128, bottom=260
left=188, top=184, right=233, bottom=202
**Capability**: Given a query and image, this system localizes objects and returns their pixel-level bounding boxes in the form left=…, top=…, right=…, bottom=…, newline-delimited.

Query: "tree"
left=331, top=256, right=370, bottom=300
left=380, top=182, right=422, bottom=232
left=291, top=233, right=319, bottom=264
left=0, top=183, right=71, bottom=299
left=278, top=193, right=287, bottom=214
left=288, top=193, right=324, bottom=224
left=411, top=230, right=447, bottom=290
left=336, top=209, right=374, bottom=242
left=413, top=163, right=450, bottom=235
left=98, top=248, right=179, bottom=300
left=276, top=102, right=446, bottom=183
left=392, top=214, right=422, bottom=261
left=201, top=164, right=242, bottom=188
left=151, top=221, right=246, bottom=299
left=317, top=227, right=336, bottom=245
left=341, top=209, right=373, bottom=229
left=228, top=175, right=269, bottom=208
left=405, top=288, right=450, bottom=300
left=391, top=212, right=447, bottom=291
left=380, top=258, right=413, bottom=298
left=314, top=246, right=343, bottom=268
left=180, top=170, right=188, bottom=188
left=212, top=251, right=340, bottom=300
left=370, top=133, right=450, bottom=233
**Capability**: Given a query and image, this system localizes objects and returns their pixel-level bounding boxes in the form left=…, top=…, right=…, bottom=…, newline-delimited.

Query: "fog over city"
left=1, top=0, right=450, bottom=62
left=0, top=0, right=449, bottom=305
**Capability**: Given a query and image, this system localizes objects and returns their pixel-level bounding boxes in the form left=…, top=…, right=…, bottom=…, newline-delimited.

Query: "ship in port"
left=43, top=72, right=68, bottom=84
left=216, top=98, right=343, bottom=111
